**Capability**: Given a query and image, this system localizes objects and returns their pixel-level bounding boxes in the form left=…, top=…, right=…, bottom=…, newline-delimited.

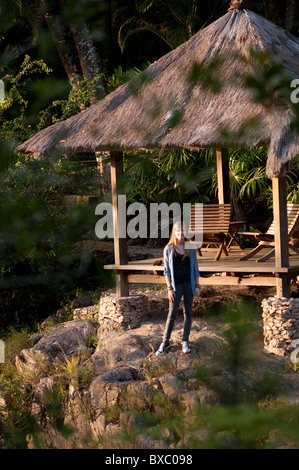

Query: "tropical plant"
left=0, top=0, right=41, bottom=48
left=0, top=56, right=108, bottom=329
left=0, top=55, right=53, bottom=144
left=118, top=0, right=203, bottom=52
left=123, top=148, right=215, bottom=205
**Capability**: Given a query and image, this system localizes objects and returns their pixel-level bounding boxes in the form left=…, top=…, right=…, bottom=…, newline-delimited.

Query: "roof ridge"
left=228, top=0, right=252, bottom=11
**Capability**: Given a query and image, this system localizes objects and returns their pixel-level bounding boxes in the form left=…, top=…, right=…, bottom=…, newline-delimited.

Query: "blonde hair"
left=165, top=220, right=190, bottom=259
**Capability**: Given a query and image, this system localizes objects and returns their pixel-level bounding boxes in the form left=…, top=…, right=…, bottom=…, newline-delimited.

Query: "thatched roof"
left=16, top=3, right=299, bottom=177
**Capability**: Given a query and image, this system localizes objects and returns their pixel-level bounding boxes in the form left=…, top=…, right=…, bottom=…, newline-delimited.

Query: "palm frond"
left=0, top=45, right=19, bottom=70
left=118, top=16, right=185, bottom=51
left=135, top=0, right=155, bottom=13
left=239, top=167, right=268, bottom=200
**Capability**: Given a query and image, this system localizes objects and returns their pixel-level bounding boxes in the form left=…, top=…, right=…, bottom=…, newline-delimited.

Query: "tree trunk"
left=70, top=22, right=106, bottom=99
left=41, top=0, right=82, bottom=83
left=42, top=0, right=110, bottom=184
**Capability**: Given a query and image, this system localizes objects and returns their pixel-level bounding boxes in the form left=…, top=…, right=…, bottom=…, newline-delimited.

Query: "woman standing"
left=156, top=221, right=200, bottom=356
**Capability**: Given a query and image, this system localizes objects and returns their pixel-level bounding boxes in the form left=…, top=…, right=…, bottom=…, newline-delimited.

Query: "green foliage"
left=105, top=66, right=132, bottom=93
left=142, top=356, right=177, bottom=383
left=0, top=0, right=42, bottom=51
left=0, top=158, right=99, bottom=327
left=37, top=75, right=105, bottom=129
left=123, top=149, right=215, bottom=205
left=122, top=145, right=289, bottom=216
left=0, top=55, right=53, bottom=143
left=0, top=56, right=109, bottom=328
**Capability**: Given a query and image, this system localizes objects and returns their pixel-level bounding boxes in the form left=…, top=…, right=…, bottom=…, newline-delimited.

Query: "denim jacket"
left=163, top=244, right=200, bottom=296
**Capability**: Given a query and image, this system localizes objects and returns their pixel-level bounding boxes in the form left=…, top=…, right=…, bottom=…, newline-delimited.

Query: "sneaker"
left=155, top=342, right=169, bottom=356
left=182, top=341, right=191, bottom=354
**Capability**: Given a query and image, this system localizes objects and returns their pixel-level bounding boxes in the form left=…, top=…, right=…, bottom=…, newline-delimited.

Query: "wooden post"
left=216, top=148, right=230, bottom=275
left=110, top=151, right=129, bottom=297
left=216, top=148, right=230, bottom=204
left=275, top=275, right=290, bottom=299
left=272, top=176, right=290, bottom=298
left=96, top=151, right=111, bottom=193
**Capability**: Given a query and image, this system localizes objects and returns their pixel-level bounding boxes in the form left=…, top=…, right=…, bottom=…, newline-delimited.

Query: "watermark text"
left=291, top=79, right=299, bottom=104
left=0, top=340, right=4, bottom=364
left=0, top=80, right=4, bottom=104
left=95, top=196, right=203, bottom=248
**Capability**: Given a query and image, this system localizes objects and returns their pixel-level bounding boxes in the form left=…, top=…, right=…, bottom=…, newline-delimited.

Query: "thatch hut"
left=16, top=0, right=299, bottom=297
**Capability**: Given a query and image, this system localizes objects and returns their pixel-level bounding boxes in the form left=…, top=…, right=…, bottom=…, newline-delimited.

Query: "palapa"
left=16, top=3, right=299, bottom=177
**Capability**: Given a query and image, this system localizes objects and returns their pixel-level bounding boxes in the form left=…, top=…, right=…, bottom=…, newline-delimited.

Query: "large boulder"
left=15, top=320, right=97, bottom=374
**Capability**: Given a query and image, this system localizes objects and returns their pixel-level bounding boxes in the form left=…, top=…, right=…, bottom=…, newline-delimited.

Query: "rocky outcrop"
left=11, top=308, right=228, bottom=448
left=6, top=287, right=299, bottom=449
left=15, top=320, right=97, bottom=374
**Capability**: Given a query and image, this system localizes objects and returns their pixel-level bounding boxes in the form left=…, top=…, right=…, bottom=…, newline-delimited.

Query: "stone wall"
left=98, top=293, right=149, bottom=332
left=73, top=293, right=149, bottom=332
left=262, top=296, right=299, bottom=357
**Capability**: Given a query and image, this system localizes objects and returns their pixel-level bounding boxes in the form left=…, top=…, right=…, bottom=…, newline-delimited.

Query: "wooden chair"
left=189, top=204, right=232, bottom=261
left=226, top=220, right=246, bottom=251
left=239, top=203, right=299, bottom=263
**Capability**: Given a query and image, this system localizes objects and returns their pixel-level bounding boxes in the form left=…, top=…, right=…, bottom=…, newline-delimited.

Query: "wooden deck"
left=104, top=247, right=299, bottom=288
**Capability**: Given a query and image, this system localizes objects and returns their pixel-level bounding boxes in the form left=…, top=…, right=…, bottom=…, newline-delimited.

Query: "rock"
left=64, top=393, right=94, bottom=446
left=105, top=423, right=121, bottom=435
left=90, top=414, right=106, bottom=439
left=135, top=433, right=166, bottom=449
left=196, top=385, right=219, bottom=406
left=176, top=429, right=208, bottom=448
left=29, top=333, right=44, bottom=345
left=181, top=391, right=200, bottom=413
left=123, top=382, right=151, bottom=410
left=159, top=374, right=183, bottom=399
left=101, top=366, right=140, bottom=383
left=89, top=378, right=124, bottom=411
left=31, top=376, right=56, bottom=416
left=93, top=322, right=157, bottom=375
left=9, top=288, right=299, bottom=449
left=40, top=309, right=70, bottom=331
left=16, top=320, right=97, bottom=374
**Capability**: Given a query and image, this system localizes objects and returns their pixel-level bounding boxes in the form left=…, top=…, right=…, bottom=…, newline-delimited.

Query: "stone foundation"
left=98, top=294, right=149, bottom=332
left=262, top=296, right=299, bottom=357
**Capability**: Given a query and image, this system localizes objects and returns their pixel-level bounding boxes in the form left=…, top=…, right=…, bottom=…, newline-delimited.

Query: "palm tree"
left=0, top=0, right=42, bottom=73
left=40, top=0, right=106, bottom=96
left=0, top=0, right=41, bottom=46
left=118, top=0, right=203, bottom=52
left=0, top=0, right=106, bottom=94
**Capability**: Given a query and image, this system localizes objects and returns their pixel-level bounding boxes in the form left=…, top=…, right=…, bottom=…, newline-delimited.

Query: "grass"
left=0, top=323, right=97, bottom=448
left=142, top=356, right=177, bottom=384
left=144, top=285, right=166, bottom=292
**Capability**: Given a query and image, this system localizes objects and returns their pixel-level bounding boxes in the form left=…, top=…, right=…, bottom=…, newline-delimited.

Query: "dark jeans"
left=163, top=281, right=193, bottom=344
